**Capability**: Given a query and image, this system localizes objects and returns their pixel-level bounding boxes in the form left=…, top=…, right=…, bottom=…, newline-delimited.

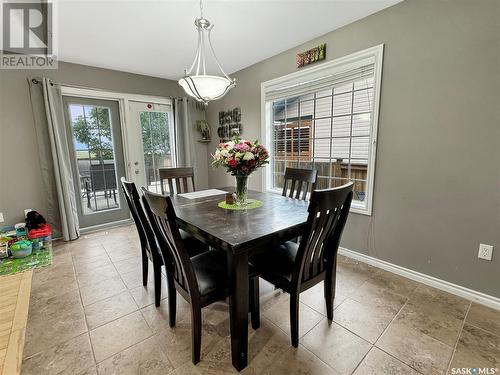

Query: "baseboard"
left=79, top=219, right=133, bottom=235
left=338, top=247, right=500, bottom=311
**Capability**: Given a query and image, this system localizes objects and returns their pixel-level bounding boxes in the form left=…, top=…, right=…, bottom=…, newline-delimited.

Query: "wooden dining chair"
left=141, top=188, right=260, bottom=364
left=250, top=182, right=353, bottom=347
left=121, top=178, right=164, bottom=306
left=159, top=167, right=195, bottom=195
left=282, top=167, right=318, bottom=201
left=121, top=178, right=209, bottom=307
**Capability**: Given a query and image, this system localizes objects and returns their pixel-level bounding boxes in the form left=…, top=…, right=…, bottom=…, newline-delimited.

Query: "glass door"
left=126, top=101, right=175, bottom=193
left=63, top=97, right=130, bottom=228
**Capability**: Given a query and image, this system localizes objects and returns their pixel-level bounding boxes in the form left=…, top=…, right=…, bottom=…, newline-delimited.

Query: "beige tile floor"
left=21, top=225, right=500, bottom=374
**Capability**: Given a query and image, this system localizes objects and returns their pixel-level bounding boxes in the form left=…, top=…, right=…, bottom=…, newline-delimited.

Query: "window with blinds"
left=263, top=45, right=383, bottom=214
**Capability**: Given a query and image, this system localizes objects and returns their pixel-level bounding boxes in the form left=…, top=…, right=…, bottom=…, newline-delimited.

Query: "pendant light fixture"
left=178, top=0, right=235, bottom=104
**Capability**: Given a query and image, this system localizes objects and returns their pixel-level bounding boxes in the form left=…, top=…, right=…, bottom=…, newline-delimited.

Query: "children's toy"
left=26, top=211, right=47, bottom=231
left=0, top=241, right=8, bottom=259
left=28, top=224, right=52, bottom=238
left=31, top=238, right=42, bottom=252
left=26, top=211, right=52, bottom=250
left=15, top=223, right=27, bottom=237
left=10, top=240, right=32, bottom=258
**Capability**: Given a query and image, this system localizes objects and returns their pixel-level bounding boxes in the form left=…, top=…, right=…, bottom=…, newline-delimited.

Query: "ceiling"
left=58, top=0, right=402, bottom=80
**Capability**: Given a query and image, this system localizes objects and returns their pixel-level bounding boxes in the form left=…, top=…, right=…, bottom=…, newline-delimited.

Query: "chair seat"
left=191, top=250, right=228, bottom=296
left=250, top=241, right=299, bottom=282
left=181, top=230, right=209, bottom=257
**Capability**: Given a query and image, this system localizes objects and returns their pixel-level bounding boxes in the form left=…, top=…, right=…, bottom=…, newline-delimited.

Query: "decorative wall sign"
left=217, top=107, right=242, bottom=141
left=296, top=43, right=326, bottom=68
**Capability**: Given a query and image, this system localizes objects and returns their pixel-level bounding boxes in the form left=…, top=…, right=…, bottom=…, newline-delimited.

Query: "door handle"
left=135, top=169, right=140, bottom=174
left=134, top=161, right=139, bottom=166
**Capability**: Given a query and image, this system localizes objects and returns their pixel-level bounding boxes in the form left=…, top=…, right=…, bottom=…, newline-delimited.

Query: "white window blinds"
left=265, top=57, right=375, bottom=101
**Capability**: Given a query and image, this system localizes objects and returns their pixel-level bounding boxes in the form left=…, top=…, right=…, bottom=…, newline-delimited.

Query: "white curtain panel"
left=174, top=98, right=206, bottom=189
left=28, top=77, right=79, bottom=241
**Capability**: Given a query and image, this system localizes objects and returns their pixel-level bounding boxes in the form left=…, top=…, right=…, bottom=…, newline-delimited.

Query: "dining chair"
left=121, top=178, right=209, bottom=307
left=141, top=188, right=260, bottom=364
left=250, top=182, right=353, bottom=347
left=121, top=178, right=164, bottom=306
left=159, top=167, right=196, bottom=195
left=282, top=167, right=318, bottom=201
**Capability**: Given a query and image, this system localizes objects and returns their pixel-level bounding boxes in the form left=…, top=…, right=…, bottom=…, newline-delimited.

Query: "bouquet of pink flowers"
left=212, top=138, right=269, bottom=176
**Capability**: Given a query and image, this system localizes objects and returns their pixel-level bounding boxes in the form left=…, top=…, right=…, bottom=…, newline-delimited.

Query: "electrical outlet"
left=478, top=244, right=494, bottom=261
left=0, top=213, right=4, bottom=223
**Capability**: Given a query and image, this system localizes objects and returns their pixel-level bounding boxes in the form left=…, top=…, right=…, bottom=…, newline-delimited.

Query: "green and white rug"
left=0, top=247, right=53, bottom=276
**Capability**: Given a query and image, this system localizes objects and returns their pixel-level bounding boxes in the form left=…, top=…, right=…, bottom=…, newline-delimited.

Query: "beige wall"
left=206, top=0, right=500, bottom=297
left=0, top=61, right=209, bottom=228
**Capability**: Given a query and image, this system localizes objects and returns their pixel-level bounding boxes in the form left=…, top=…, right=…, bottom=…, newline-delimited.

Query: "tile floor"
left=21, top=225, right=500, bottom=374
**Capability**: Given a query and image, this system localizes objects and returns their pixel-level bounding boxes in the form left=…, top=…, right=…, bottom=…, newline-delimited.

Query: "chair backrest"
left=293, top=182, right=353, bottom=285
left=90, top=163, right=117, bottom=190
left=120, top=178, right=159, bottom=261
left=282, top=168, right=318, bottom=200
left=141, top=188, right=199, bottom=299
left=159, top=167, right=195, bottom=196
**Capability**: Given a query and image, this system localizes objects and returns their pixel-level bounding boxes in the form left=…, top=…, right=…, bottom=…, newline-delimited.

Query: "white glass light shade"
left=179, top=75, right=235, bottom=103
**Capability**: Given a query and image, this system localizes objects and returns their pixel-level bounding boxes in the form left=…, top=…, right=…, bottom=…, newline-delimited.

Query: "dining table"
left=171, top=187, right=309, bottom=371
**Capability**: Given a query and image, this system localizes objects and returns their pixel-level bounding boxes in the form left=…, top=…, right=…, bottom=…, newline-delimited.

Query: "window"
left=262, top=45, right=383, bottom=215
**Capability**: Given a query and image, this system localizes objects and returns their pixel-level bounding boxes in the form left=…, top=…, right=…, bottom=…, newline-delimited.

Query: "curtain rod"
left=30, top=78, right=54, bottom=86
left=30, top=79, right=186, bottom=101
left=61, top=82, right=179, bottom=100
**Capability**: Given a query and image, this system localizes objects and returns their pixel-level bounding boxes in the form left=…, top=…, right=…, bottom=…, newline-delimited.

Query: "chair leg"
left=141, top=255, right=148, bottom=287
left=167, top=274, right=177, bottom=327
left=191, top=306, right=202, bottom=365
left=325, top=257, right=338, bottom=321
left=153, top=263, right=161, bottom=307
left=249, top=277, right=260, bottom=330
left=290, top=292, right=299, bottom=347
left=324, top=277, right=335, bottom=321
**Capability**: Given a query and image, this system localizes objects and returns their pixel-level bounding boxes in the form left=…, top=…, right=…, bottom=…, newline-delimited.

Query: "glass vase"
left=234, top=175, right=248, bottom=206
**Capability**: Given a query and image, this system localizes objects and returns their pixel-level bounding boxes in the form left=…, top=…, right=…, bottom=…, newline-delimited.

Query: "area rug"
left=0, top=247, right=53, bottom=276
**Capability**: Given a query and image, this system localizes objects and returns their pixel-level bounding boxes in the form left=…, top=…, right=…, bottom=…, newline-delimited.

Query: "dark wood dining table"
left=171, top=187, right=309, bottom=371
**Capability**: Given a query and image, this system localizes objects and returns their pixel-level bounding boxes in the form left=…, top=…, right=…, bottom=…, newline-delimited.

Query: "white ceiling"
left=58, top=0, right=402, bottom=80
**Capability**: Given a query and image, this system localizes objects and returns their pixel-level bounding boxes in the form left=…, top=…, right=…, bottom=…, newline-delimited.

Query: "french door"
left=125, top=101, right=176, bottom=193
left=63, top=97, right=130, bottom=229
left=61, top=92, right=174, bottom=229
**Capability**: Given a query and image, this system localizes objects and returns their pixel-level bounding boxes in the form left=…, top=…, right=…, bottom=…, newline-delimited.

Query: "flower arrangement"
left=212, top=138, right=269, bottom=176
left=212, top=138, right=269, bottom=206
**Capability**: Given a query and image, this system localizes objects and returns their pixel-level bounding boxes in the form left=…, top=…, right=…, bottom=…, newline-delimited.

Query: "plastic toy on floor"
left=0, top=210, right=54, bottom=275
left=25, top=211, right=52, bottom=250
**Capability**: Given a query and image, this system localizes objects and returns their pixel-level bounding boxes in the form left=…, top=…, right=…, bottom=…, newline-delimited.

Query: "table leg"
left=227, top=251, right=249, bottom=371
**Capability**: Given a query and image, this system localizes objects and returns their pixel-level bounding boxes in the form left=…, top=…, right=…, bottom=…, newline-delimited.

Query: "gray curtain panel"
left=28, top=77, right=80, bottom=241
left=174, top=98, right=206, bottom=188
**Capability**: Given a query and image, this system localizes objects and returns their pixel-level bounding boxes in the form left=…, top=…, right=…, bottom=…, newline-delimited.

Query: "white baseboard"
left=338, top=247, right=500, bottom=311
left=80, top=219, right=133, bottom=235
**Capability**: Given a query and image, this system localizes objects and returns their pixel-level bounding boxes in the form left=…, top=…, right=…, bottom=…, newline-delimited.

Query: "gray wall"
left=0, top=61, right=209, bottom=228
left=206, top=0, right=500, bottom=297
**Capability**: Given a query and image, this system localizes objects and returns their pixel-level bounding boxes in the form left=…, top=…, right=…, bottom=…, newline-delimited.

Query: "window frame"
left=261, top=44, right=384, bottom=216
